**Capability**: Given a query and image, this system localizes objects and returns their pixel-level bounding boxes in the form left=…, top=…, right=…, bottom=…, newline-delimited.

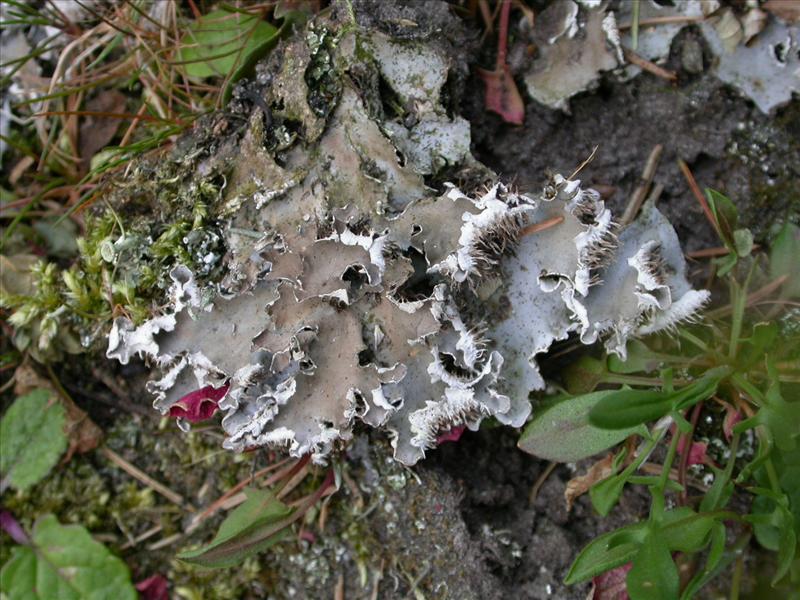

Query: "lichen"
left=62, top=13, right=705, bottom=467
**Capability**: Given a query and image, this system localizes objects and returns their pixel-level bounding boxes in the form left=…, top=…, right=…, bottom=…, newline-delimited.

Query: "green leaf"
left=564, top=522, right=648, bottom=584
left=178, top=487, right=293, bottom=568
left=671, top=366, right=731, bottom=410
left=749, top=487, right=798, bottom=584
left=755, top=363, right=799, bottom=452
left=705, top=188, right=739, bottom=250
left=737, top=322, right=779, bottom=371
left=681, top=522, right=727, bottom=600
left=562, top=355, right=608, bottom=394
left=659, top=507, right=715, bottom=553
left=706, top=521, right=727, bottom=573
left=699, top=466, right=734, bottom=513
left=518, top=392, right=647, bottom=462
left=733, top=228, right=753, bottom=258
left=715, top=252, right=738, bottom=277
left=0, top=514, right=137, bottom=600
left=770, top=222, right=800, bottom=299
left=590, top=472, right=628, bottom=517
left=177, top=9, right=278, bottom=80
left=626, top=530, right=679, bottom=600
left=589, top=367, right=729, bottom=430
left=588, top=388, right=673, bottom=430
left=0, top=389, right=67, bottom=491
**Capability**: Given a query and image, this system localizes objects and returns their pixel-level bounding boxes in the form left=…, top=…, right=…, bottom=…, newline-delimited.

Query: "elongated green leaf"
left=671, top=366, right=731, bottom=411
left=589, top=368, right=729, bottom=430
left=564, top=522, right=648, bottom=584
left=699, top=466, right=734, bottom=513
left=627, top=530, right=679, bottom=600
left=178, top=487, right=293, bottom=568
left=177, top=9, right=278, bottom=80
left=588, top=388, right=673, bottom=430
left=680, top=522, right=727, bottom=600
left=705, top=188, right=739, bottom=250
left=518, top=392, right=646, bottom=462
left=0, top=389, right=67, bottom=491
left=0, top=515, right=137, bottom=600
left=659, top=507, right=715, bottom=553
left=590, top=472, right=628, bottom=517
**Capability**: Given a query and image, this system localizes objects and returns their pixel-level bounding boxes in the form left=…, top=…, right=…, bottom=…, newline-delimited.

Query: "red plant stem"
left=495, top=0, right=511, bottom=69
left=677, top=402, right=704, bottom=505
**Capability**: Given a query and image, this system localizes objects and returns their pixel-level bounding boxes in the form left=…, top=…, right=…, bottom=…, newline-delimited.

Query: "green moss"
left=1, top=153, right=229, bottom=363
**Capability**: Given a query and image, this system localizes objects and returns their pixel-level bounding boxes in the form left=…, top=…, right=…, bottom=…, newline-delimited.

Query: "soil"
left=3, top=1, right=798, bottom=599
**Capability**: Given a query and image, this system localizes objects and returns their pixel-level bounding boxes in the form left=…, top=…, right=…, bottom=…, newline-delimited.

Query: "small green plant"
left=0, top=513, right=137, bottom=600
left=520, top=193, right=800, bottom=598
left=177, top=459, right=335, bottom=569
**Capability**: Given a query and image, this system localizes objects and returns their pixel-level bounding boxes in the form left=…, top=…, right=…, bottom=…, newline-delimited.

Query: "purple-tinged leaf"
left=168, top=384, right=229, bottom=423
left=437, top=425, right=465, bottom=445
left=135, top=574, right=169, bottom=600
left=0, top=510, right=29, bottom=545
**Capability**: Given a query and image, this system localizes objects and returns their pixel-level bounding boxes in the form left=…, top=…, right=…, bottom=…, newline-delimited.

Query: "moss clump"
left=1, top=156, right=228, bottom=362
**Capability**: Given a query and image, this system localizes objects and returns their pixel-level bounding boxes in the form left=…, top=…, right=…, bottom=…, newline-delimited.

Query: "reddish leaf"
left=723, top=407, right=742, bottom=441
left=168, top=384, right=229, bottom=423
left=676, top=432, right=708, bottom=467
left=135, top=574, right=169, bottom=600
left=686, top=441, right=707, bottom=466
left=299, top=529, right=316, bottom=544
left=592, top=562, right=632, bottom=600
left=0, top=509, right=30, bottom=545
left=437, top=425, right=465, bottom=445
left=478, top=67, right=525, bottom=125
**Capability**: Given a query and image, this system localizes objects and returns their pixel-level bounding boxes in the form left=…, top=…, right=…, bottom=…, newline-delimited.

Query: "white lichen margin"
left=106, top=175, right=706, bottom=465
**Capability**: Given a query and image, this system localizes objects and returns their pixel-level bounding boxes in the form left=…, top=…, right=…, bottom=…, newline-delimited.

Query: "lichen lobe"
left=106, top=22, right=706, bottom=465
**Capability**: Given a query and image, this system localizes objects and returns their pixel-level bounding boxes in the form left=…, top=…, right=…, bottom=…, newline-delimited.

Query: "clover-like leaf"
left=0, top=514, right=137, bottom=600
left=0, top=389, right=67, bottom=491
left=177, top=9, right=278, bottom=80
